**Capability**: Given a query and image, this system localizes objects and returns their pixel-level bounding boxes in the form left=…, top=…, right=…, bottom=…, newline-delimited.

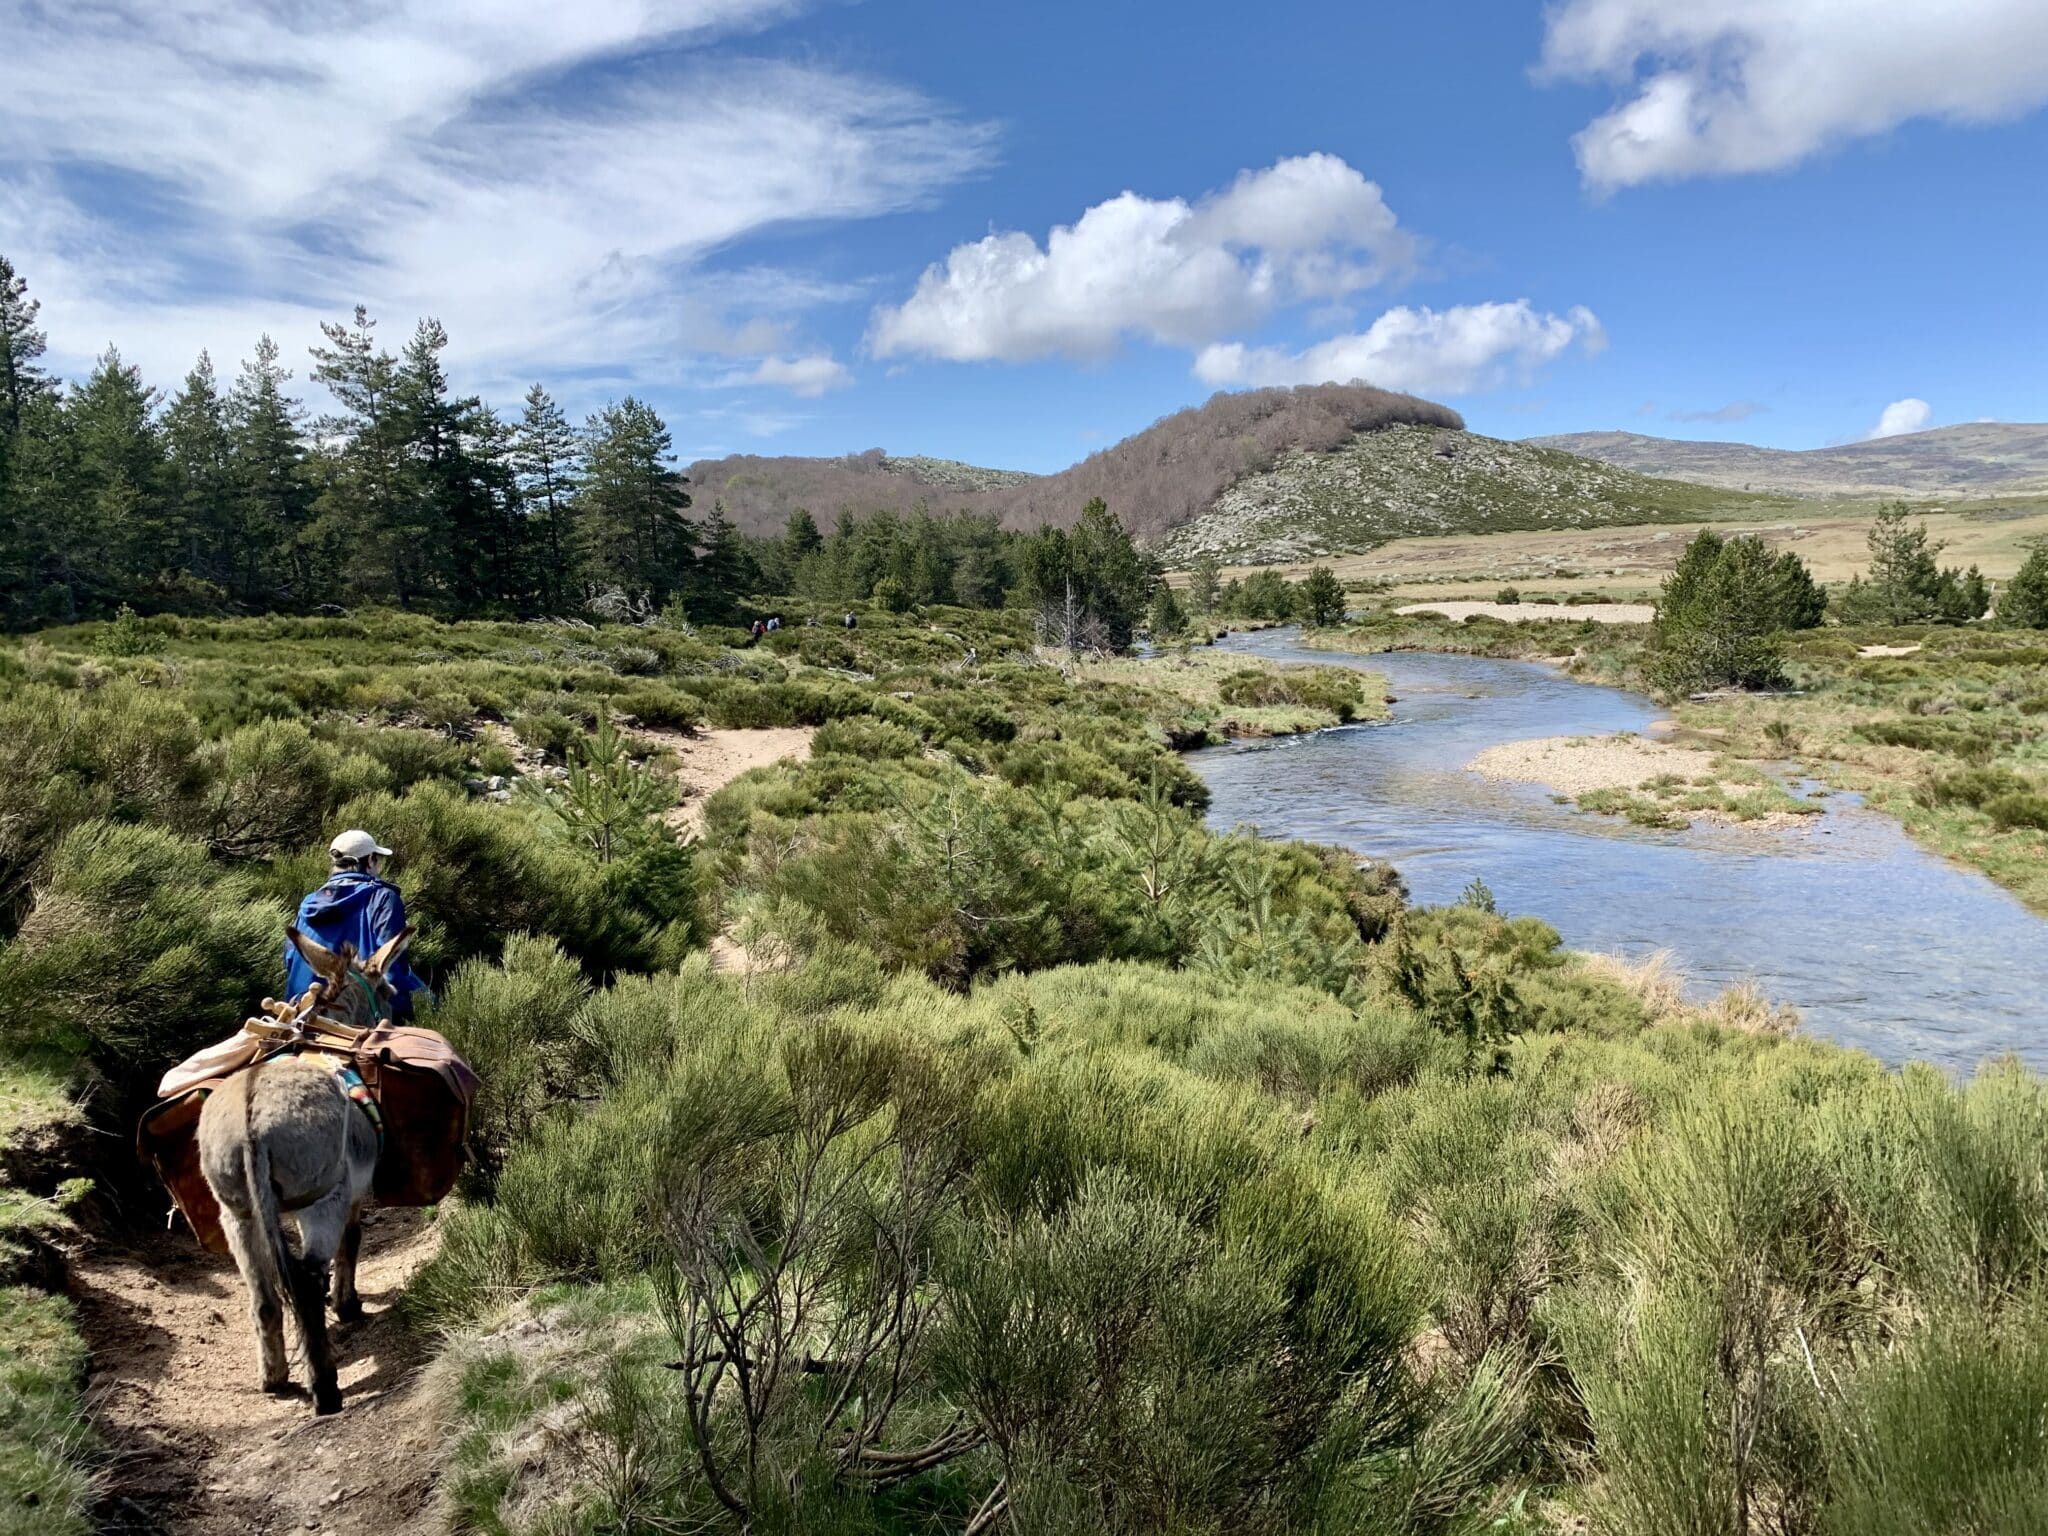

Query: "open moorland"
left=1, top=572, right=2045, bottom=1535
left=1202, top=498, right=2048, bottom=603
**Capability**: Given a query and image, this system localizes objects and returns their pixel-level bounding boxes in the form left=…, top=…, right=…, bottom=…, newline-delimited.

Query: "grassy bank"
left=0, top=1078, right=92, bottom=1536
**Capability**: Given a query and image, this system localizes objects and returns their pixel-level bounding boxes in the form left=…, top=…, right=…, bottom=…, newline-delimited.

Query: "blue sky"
left=5, top=0, right=2047, bottom=471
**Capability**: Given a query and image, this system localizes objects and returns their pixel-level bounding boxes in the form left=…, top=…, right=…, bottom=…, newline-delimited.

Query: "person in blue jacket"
left=284, top=829, right=427, bottom=1019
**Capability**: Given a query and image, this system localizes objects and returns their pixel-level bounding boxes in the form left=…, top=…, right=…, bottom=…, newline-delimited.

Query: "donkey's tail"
left=241, top=1131, right=293, bottom=1314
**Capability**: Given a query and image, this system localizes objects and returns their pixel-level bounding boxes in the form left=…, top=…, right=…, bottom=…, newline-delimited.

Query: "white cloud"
left=1538, top=0, right=2048, bottom=189
left=1867, top=398, right=1932, bottom=440
left=0, top=1, right=990, bottom=400
left=737, top=354, right=853, bottom=397
left=869, top=154, right=1416, bottom=363
left=1192, top=302, right=1605, bottom=396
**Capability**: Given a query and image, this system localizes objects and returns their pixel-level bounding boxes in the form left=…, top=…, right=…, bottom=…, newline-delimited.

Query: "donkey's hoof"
left=333, top=1298, right=365, bottom=1323
left=262, top=1378, right=295, bottom=1397
left=314, top=1385, right=343, bottom=1416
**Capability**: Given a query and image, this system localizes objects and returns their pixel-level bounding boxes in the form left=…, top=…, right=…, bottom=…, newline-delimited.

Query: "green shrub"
left=1823, top=1313, right=2048, bottom=1536
left=811, top=716, right=922, bottom=761
left=0, top=683, right=208, bottom=919
left=197, top=718, right=382, bottom=860
left=1984, top=792, right=2048, bottom=831
left=0, top=822, right=279, bottom=1084
left=427, top=936, right=593, bottom=1192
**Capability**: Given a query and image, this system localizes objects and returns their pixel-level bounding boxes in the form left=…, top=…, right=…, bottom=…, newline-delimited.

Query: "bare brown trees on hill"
left=686, top=382, right=1464, bottom=541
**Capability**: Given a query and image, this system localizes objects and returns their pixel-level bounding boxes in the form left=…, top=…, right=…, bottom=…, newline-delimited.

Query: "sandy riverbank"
left=1468, top=733, right=1715, bottom=795
left=1468, top=732, right=1817, bottom=829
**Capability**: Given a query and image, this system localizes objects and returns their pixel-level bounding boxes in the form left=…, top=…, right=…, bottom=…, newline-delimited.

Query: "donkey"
left=197, top=924, right=411, bottom=1414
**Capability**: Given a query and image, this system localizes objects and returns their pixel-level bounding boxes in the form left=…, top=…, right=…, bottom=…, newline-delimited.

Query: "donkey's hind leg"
left=218, top=1203, right=291, bottom=1394
left=330, top=1210, right=364, bottom=1322
left=288, top=1189, right=352, bottom=1414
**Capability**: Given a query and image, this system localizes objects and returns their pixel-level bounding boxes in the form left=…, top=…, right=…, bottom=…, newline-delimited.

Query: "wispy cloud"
left=1539, top=0, right=2048, bottom=191
left=729, top=354, right=855, bottom=397
left=1668, top=401, right=1767, bottom=424
left=0, top=1, right=992, bottom=403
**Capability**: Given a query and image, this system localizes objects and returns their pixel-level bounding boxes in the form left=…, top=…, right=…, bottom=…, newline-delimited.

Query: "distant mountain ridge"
left=1528, top=423, right=2048, bottom=499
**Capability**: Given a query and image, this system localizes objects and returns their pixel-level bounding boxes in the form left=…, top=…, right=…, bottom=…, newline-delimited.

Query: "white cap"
left=330, top=828, right=393, bottom=860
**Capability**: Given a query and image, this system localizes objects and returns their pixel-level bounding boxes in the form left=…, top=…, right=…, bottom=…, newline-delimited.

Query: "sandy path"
left=78, top=1206, right=442, bottom=1535
left=1396, top=600, right=1654, bottom=624
left=637, top=726, right=815, bottom=836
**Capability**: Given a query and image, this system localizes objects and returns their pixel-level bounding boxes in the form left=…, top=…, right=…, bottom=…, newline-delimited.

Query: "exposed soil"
left=76, top=1205, right=443, bottom=1536
left=637, top=725, right=815, bottom=837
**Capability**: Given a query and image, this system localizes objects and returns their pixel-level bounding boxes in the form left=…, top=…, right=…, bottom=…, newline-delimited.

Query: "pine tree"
left=392, top=317, right=488, bottom=608
left=69, top=348, right=169, bottom=605
left=1149, top=581, right=1190, bottom=640
left=1648, top=530, right=1790, bottom=695
left=512, top=383, right=582, bottom=611
left=228, top=335, right=314, bottom=603
left=1996, top=546, right=2048, bottom=629
left=0, top=386, right=76, bottom=623
left=1187, top=553, right=1222, bottom=616
left=162, top=353, right=235, bottom=595
left=578, top=397, right=693, bottom=604
left=0, top=255, right=57, bottom=619
left=784, top=507, right=823, bottom=561
left=690, top=500, right=759, bottom=621
left=309, top=307, right=411, bottom=605
left=1837, top=503, right=1990, bottom=625
left=0, top=255, right=52, bottom=480
left=1300, top=566, right=1347, bottom=627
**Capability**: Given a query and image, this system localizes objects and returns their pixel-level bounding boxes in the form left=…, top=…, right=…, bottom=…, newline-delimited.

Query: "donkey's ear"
left=364, top=925, right=415, bottom=977
left=288, top=926, right=346, bottom=980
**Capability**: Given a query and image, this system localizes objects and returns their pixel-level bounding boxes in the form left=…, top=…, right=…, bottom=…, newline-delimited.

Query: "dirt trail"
left=638, top=725, right=814, bottom=837
left=77, top=1206, right=443, bottom=1535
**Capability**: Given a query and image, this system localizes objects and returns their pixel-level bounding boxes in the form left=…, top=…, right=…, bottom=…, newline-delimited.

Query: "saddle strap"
left=331, top=1062, right=386, bottom=1155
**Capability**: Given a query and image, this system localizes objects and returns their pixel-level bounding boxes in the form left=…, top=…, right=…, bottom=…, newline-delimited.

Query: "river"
left=1188, top=628, right=2048, bottom=1073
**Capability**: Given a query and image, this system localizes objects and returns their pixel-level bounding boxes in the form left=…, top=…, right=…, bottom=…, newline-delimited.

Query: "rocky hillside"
left=1160, top=426, right=1793, bottom=565
left=1531, top=423, right=2048, bottom=499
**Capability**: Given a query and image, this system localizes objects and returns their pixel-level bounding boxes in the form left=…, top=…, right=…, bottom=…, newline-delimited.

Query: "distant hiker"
left=285, top=830, right=425, bottom=1020
left=751, top=618, right=766, bottom=641
left=766, top=615, right=780, bottom=632
left=843, top=611, right=857, bottom=630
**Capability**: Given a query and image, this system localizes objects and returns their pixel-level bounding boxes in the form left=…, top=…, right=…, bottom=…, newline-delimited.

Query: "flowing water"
left=1189, top=628, right=2048, bottom=1073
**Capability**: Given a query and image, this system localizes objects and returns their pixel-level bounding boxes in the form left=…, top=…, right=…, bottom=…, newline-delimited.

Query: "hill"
left=1530, top=423, right=2048, bottom=499
left=686, top=383, right=1463, bottom=540
left=1159, top=426, right=1796, bottom=564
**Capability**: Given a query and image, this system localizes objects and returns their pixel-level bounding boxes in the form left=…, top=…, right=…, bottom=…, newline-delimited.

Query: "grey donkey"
left=198, top=924, right=411, bottom=1414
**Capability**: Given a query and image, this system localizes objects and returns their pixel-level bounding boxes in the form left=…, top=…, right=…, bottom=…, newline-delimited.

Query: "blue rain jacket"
left=283, top=872, right=423, bottom=1018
